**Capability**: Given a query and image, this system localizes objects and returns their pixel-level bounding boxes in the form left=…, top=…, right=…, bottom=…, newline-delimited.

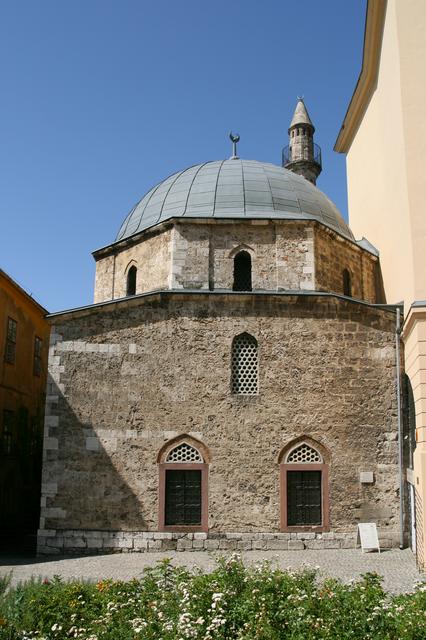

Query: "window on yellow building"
left=4, top=317, right=17, bottom=364
left=2, top=410, right=14, bottom=455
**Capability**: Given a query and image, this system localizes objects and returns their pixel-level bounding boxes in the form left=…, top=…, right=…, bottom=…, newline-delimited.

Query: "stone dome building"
left=38, top=101, right=404, bottom=555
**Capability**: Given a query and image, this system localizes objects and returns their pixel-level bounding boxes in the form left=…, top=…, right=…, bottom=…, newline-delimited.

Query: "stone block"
left=44, top=437, right=59, bottom=450
left=153, top=532, right=173, bottom=540
left=177, top=538, right=193, bottom=551
left=297, top=532, right=315, bottom=540
left=205, top=539, right=220, bottom=550
left=64, top=536, right=86, bottom=549
left=133, top=538, right=148, bottom=550
left=38, top=528, right=57, bottom=537
left=43, top=507, right=66, bottom=519
left=322, top=540, right=341, bottom=549
left=192, top=539, right=205, bottom=549
left=237, top=540, right=253, bottom=550
left=288, top=540, right=305, bottom=550
left=148, top=539, right=162, bottom=551
left=87, top=538, right=103, bottom=549
left=253, top=540, right=267, bottom=550
left=304, top=539, right=325, bottom=550
left=193, top=532, right=207, bottom=540
left=219, top=539, right=237, bottom=550
left=266, top=539, right=289, bottom=550
left=86, top=437, right=100, bottom=452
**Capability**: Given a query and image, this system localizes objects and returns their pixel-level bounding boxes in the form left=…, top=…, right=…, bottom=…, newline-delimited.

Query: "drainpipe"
left=395, top=307, right=404, bottom=549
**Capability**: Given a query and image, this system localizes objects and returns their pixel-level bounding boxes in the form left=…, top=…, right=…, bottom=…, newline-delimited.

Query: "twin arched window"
left=126, top=265, right=137, bottom=296
left=159, top=438, right=329, bottom=533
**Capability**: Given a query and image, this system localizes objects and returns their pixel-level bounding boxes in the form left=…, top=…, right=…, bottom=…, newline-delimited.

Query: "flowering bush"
left=0, top=555, right=425, bottom=639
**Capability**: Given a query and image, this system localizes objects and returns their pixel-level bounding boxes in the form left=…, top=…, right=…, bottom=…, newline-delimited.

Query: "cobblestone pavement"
left=1, top=548, right=424, bottom=594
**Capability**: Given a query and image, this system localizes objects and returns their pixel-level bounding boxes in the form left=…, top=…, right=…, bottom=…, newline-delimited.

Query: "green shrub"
left=0, top=555, right=425, bottom=639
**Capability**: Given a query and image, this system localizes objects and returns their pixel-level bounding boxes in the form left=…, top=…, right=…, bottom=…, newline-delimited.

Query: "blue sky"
left=0, top=0, right=366, bottom=311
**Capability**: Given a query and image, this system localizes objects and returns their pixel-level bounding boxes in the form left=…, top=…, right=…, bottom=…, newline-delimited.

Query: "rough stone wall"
left=172, top=221, right=314, bottom=292
left=93, top=228, right=172, bottom=303
left=39, top=293, right=401, bottom=553
left=314, top=226, right=378, bottom=302
left=93, top=221, right=378, bottom=303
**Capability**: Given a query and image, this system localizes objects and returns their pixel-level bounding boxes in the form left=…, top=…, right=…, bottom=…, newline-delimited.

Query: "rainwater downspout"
left=395, top=307, right=404, bottom=549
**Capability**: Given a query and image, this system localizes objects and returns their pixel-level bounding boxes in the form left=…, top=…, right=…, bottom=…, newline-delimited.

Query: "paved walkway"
left=0, top=548, right=424, bottom=594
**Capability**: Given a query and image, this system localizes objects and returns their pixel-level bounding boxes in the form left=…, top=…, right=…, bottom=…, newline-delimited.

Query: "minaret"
left=282, top=98, right=322, bottom=185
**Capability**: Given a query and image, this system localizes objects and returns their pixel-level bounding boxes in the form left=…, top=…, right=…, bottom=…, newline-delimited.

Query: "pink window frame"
left=158, top=462, right=209, bottom=533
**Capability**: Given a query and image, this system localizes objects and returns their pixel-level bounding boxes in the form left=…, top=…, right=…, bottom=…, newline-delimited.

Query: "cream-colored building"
left=335, top=0, right=426, bottom=567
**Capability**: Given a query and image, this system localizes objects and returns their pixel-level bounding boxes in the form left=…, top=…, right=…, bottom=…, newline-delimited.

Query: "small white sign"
left=357, top=523, right=380, bottom=553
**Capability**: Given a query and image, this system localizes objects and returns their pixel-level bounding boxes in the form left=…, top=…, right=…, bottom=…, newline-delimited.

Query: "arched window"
left=158, top=438, right=209, bottom=532
left=231, top=333, right=258, bottom=395
left=233, top=251, right=252, bottom=291
left=403, top=374, right=416, bottom=469
left=126, top=265, right=137, bottom=296
left=280, top=440, right=329, bottom=532
left=342, top=269, right=352, bottom=297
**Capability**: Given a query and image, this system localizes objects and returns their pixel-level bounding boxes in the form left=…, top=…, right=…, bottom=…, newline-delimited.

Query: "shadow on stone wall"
left=39, top=378, right=148, bottom=555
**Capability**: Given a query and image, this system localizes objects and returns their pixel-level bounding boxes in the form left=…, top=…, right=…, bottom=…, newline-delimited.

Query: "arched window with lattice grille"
left=280, top=440, right=329, bottom=532
left=158, top=438, right=209, bottom=532
left=231, top=333, right=258, bottom=395
left=166, top=442, right=203, bottom=463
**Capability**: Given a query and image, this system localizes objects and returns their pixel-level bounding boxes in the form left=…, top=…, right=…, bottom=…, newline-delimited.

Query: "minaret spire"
left=282, top=98, right=322, bottom=184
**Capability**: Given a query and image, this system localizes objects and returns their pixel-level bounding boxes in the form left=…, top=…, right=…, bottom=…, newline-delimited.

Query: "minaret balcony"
left=282, top=142, right=322, bottom=169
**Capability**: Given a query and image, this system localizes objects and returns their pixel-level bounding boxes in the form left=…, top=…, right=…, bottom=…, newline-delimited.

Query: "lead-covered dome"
left=116, top=159, right=353, bottom=242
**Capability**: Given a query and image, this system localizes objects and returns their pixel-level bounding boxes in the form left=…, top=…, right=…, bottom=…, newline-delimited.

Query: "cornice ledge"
left=334, top=0, right=387, bottom=153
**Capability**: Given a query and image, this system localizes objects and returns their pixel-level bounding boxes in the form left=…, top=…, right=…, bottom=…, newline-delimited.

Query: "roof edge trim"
left=93, top=216, right=367, bottom=260
left=46, top=289, right=400, bottom=323
left=334, top=0, right=387, bottom=153
left=0, top=268, right=48, bottom=315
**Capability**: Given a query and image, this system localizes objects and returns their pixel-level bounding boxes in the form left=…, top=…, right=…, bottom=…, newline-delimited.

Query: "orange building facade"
left=0, top=269, right=49, bottom=549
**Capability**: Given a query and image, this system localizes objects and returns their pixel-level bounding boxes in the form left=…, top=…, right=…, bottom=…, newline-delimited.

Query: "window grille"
left=231, top=333, right=258, bottom=395
left=126, top=266, right=137, bottom=296
left=233, top=251, right=252, bottom=291
left=166, top=442, right=203, bottom=463
left=4, top=317, right=17, bottom=364
left=33, top=336, right=42, bottom=376
left=2, top=410, right=14, bottom=455
left=286, top=443, right=322, bottom=464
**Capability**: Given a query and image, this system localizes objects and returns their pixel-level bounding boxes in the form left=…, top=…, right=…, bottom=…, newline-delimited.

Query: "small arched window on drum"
left=233, top=251, right=252, bottom=291
left=126, top=265, right=137, bottom=296
left=342, top=269, right=352, bottom=297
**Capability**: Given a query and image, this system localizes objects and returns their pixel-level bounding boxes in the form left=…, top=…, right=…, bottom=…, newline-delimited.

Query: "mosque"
left=37, top=99, right=407, bottom=555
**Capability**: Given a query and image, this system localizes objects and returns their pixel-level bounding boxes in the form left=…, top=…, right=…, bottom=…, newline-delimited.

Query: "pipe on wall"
left=396, top=307, right=404, bottom=549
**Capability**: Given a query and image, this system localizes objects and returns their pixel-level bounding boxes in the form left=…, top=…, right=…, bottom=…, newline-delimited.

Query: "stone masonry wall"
left=39, top=292, right=401, bottom=554
left=93, top=221, right=378, bottom=303
left=314, top=226, right=378, bottom=303
left=171, top=221, right=315, bottom=291
left=93, top=228, right=172, bottom=303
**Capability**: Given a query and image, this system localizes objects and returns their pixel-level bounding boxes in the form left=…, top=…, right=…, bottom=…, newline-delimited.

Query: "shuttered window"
left=165, top=470, right=202, bottom=525
left=287, top=470, right=322, bottom=526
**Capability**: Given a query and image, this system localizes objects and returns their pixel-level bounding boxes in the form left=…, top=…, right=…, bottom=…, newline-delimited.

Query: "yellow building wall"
left=0, top=271, right=50, bottom=539
left=345, top=0, right=414, bottom=306
left=342, top=0, right=426, bottom=567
